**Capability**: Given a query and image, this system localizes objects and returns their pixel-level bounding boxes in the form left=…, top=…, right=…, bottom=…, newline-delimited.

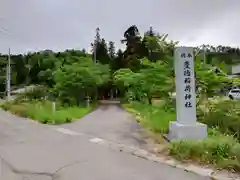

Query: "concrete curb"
left=121, top=107, right=240, bottom=180
left=92, top=138, right=240, bottom=180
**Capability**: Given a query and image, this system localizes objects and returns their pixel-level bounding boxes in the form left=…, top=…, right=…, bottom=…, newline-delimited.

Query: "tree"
left=90, top=28, right=110, bottom=64
left=121, top=25, right=143, bottom=70
left=121, top=25, right=141, bottom=44
left=114, top=58, right=173, bottom=104
left=143, top=26, right=157, bottom=61
left=108, top=41, right=115, bottom=60
left=143, top=27, right=178, bottom=61
left=0, top=56, right=7, bottom=93
left=195, top=61, right=230, bottom=104
left=53, top=57, right=110, bottom=105
left=91, top=27, right=101, bottom=62
left=96, top=38, right=111, bottom=64
left=110, top=49, right=125, bottom=71
left=196, top=44, right=240, bottom=65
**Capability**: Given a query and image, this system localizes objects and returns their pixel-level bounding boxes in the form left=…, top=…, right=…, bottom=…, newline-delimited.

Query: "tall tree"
left=143, top=27, right=155, bottom=61
left=91, top=27, right=101, bottom=62
left=121, top=25, right=143, bottom=71
left=111, top=49, right=124, bottom=70
left=95, top=27, right=101, bottom=42
left=143, top=27, right=178, bottom=61
left=90, top=28, right=110, bottom=64
left=96, top=38, right=111, bottom=64
left=108, top=41, right=116, bottom=60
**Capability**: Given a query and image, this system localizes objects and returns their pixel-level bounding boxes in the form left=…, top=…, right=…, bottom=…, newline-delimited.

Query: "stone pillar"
left=168, top=47, right=207, bottom=140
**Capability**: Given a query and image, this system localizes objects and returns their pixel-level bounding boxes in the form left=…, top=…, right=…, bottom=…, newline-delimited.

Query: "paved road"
left=60, top=104, right=147, bottom=148
left=0, top=104, right=210, bottom=180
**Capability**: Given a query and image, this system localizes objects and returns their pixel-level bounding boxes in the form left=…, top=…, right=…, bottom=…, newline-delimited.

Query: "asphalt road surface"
left=0, top=104, right=210, bottom=180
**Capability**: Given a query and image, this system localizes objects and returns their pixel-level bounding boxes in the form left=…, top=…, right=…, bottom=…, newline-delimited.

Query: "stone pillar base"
left=168, top=121, right=207, bottom=141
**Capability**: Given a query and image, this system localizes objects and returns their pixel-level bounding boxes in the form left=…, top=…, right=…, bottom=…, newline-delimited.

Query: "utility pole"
left=196, top=45, right=207, bottom=66
left=93, top=28, right=100, bottom=100
left=203, top=45, right=206, bottom=66
left=93, top=42, right=97, bottom=63
left=93, top=27, right=100, bottom=63
left=6, top=48, right=11, bottom=101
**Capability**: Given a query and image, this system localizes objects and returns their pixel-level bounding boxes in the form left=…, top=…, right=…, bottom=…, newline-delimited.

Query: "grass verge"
left=123, top=101, right=175, bottom=134
left=169, top=128, right=240, bottom=171
left=1, top=100, right=93, bottom=124
left=123, top=101, right=240, bottom=172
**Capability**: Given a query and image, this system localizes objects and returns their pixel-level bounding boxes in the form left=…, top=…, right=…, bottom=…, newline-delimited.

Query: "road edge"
left=91, top=136, right=239, bottom=180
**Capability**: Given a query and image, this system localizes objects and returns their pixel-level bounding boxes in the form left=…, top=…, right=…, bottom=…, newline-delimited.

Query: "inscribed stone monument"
left=168, top=47, right=207, bottom=140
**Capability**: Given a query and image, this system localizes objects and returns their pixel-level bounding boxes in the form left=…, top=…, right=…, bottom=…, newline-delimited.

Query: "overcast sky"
left=0, top=0, right=240, bottom=54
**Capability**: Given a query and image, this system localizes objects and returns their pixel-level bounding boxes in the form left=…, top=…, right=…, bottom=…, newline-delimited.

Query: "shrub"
left=10, top=104, right=29, bottom=117
left=168, top=133, right=240, bottom=171
left=197, top=100, right=240, bottom=140
left=1, top=100, right=92, bottom=124
left=15, top=86, right=48, bottom=102
left=1, top=102, right=12, bottom=110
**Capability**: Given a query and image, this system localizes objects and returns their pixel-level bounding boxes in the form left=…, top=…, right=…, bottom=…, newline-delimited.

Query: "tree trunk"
left=149, top=49, right=153, bottom=61
left=25, top=75, right=31, bottom=85
left=147, top=94, right=152, bottom=105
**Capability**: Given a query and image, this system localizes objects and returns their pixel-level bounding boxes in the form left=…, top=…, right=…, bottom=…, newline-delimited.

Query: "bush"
left=1, top=102, right=12, bottom=111
left=1, top=100, right=92, bottom=124
left=124, top=100, right=240, bottom=171
left=198, top=100, right=240, bottom=140
left=15, top=86, right=48, bottom=102
left=10, top=104, right=29, bottom=117
left=124, top=101, right=175, bottom=134
left=168, top=132, right=240, bottom=171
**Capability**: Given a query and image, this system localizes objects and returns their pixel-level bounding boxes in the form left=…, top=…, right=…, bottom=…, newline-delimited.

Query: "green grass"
left=124, top=101, right=240, bottom=172
left=123, top=101, right=175, bottom=134
left=2, top=100, right=92, bottom=124
left=168, top=128, right=240, bottom=171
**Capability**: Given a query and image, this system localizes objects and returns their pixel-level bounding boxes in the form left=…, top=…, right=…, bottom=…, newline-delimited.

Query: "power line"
left=6, top=48, right=11, bottom=101
left=0, top=17, right=16, bottom=34
left=1, top=27, right=13, bottom=33
left=0, top=27, right=13, bottom=36
left=0, top=17, right=32, bottom=46
left=0, top=25, right=31, bottom=48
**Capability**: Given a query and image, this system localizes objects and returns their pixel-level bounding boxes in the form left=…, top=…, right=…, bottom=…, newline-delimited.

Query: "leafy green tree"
left=0, top=56, right=7, bottom=93
left=110, top=49, right=125, bottom=70
left=53, top=57, right=110, bottom=105
left=143, top=27, right=159, bottom=61
left=121, top=25, right=144, bottom=70
left=143, top=27, right=178, bottom=62
left=114, top=58, right=173, bottom=104
left=195, top=61, right=230, bottom=104
left=197, top=44, right=240, bottom=65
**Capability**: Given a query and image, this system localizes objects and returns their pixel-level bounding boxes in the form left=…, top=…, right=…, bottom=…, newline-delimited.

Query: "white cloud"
left=179, top=9, right=240, bottom=47
left=0, top=0, right=240, bottom=54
